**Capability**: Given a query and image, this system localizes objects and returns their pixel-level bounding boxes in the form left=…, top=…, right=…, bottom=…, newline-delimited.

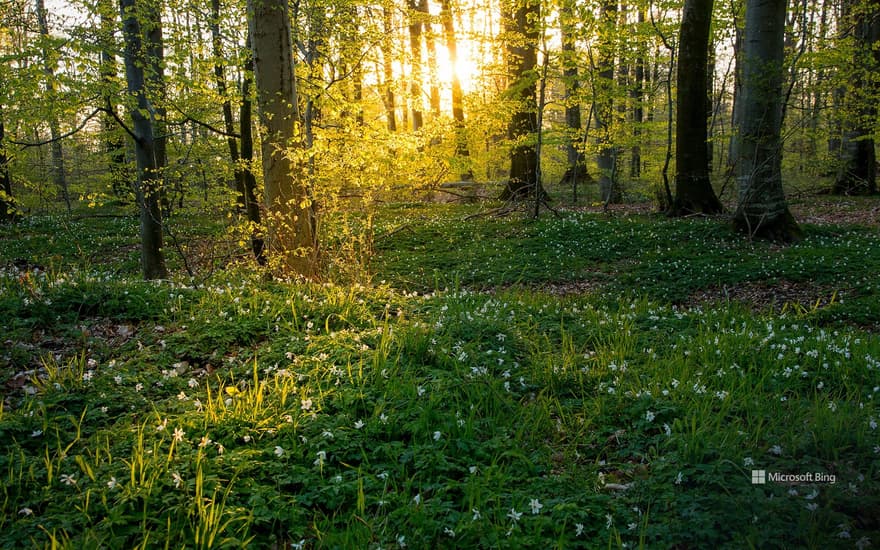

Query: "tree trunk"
left=99, top=4, right=130, bottom=201
left=210, top=0, right=245, bottom=209
left=422, top=0, right=441, bottom=118
left=248, top=0, right=317, bottom=276
left=733, top=0, right=801, bottom=241
left=832, top=0, right=879, bottom=195
left=595, top=0, right=618, bottom=204
left=120, top=0, right=168, bottom=279
left=35, top=0, right=69, bottom=212
left=500, top=0, right=545, bottom=201
left=241, top=35, right=264, bottom=262
left=630, top=8, right=646, bottom=180
left=0, top=115, right=15, bottom=223
left=559, top=0, right=589, bottom=197
left=440, top=0, right=472, bottom=179
left=407, top=0, right=425, bottom=131
left=671, top=0, right=723, bottom=215
left=382, top=6, right=397, bottom=132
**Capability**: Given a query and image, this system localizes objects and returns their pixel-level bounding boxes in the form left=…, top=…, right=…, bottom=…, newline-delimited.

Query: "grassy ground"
left=1, top=200, right=879, bottom=548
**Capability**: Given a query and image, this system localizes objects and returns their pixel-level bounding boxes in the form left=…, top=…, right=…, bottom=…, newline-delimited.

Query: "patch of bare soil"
left=789, top=197, right=880, bottom=228
left=687, top=280, right=848, bottom=313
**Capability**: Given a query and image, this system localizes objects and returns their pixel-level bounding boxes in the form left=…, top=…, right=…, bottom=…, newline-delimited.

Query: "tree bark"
left=382, top=5, right=397, bottom=132
left=99, top=3, right=130, bottom=200
left=248, top=0, right=317, bottom=276
left=441, top=0, right=472, bottom=179
left=595, top=0, right=618, bottom=204
left=0, top=115, right=15, bottom=223
left=832, top=0, right=879, bottom=195
left=671, top=0, right=723, bottom=215
left=120, top=0, right=168, bottom=279
left=733, top=0, right=801, bottom=241
left=241, top=35, right=264, bottom=262
left=500, top=0, right=545, bottom=201
left=407, top=0, right=425, bottom=131
left=35, top=0, right=69, bottom=212
left=210, top=0, right=245, bottom=209
left=559, top=0, right=589, bottom=197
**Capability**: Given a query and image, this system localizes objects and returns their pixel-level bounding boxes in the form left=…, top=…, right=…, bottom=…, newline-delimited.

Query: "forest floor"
left=1, top=195, right=879, bottom=548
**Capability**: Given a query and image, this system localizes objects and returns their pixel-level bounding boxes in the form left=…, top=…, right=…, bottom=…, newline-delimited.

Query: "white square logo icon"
left=751, top=470, right=766, bottom=484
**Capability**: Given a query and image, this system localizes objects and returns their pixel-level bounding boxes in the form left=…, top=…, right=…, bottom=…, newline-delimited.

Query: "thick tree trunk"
left=120, top=0, right=168, bottom=279
left=440, top=0, right=472, bottom=180
left=671, top=0, right=723, bottom=215
left=499, top=0, right=545, bottom=201
left=733, top=0, right=801, bottom=241
left=248, top=0, right=317, bottom=276
left=832, top=0, right=879, bottom=195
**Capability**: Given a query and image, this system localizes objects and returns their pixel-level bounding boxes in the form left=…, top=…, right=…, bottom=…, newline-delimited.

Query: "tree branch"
left=8, top=108, right=102, bottom=148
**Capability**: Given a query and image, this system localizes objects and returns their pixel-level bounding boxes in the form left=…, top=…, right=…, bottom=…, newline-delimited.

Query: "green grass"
left=0, top=204, right=878, bottom=548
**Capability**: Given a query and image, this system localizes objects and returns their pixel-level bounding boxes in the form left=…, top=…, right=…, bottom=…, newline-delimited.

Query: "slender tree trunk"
left=671, top=0, right=723, bottom=214
left=559, top=0, right=589, bottom=195
left=441, top=0, right=472, bottom=179
left=248, top=0, right=317, bottom=276
left=35, top=0, right=69, bottom=212
left=382, top=5, right=397, bottom=132
left=99, top=5, right=130, bottom=201
left=596, top=0, right=618, bottom=204
left=210, top=0, right=245, bottom=209
left=120, top=0, right=168, bottom=279
left=422, top=0, right=441, bottom=118
left=407, top=0, right=425, bottom=131
left=239, top=37, right=264, bottom=263
left=630, top=8, right=646, bottom=180
left=733, top=0, right=800, bottom=241
left=0, top=115, right=15, bottom=223
left=499, top=0, right=545, bottom=200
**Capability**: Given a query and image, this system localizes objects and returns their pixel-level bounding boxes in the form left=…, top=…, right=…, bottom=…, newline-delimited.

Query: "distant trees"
left=4, top=0, right=879, bottom=265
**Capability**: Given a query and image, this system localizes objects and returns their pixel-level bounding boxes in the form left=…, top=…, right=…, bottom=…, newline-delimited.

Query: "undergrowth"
left=0, top=205, right=878, bottom=548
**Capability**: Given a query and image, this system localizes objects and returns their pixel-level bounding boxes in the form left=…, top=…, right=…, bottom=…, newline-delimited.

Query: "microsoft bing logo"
left=751, top=470, right=766, bottom=484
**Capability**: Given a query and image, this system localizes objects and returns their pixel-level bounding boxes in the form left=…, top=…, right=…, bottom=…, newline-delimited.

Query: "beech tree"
left=832, top=0, right=879, bottom=195
left=120, top=0, right=168, bottom=279
left=733, top=0, right=800, bottom=241
left=500, top=0, right=543, bottom=200
left=35, top=0, right=70, bottom=212
left=248, top=0, right=317, bottom=276
left=671, top=0, right=723, bottom=214
left=0, top=115, right=13, bottom=222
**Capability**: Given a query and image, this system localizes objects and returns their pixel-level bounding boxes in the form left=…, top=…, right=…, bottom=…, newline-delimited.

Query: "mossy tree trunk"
left=500, top=0, right=546, bottom=201
left=671, top=0, right=723, bottom=215
left=120, top=0, right=168, bottom=279
left=733, top=0, right=801, bottom=242
left=248, top=0, right=317, bottom=276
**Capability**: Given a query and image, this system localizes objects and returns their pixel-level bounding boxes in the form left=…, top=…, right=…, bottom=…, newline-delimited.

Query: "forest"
left=0, top=0, right=879, bottom=546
